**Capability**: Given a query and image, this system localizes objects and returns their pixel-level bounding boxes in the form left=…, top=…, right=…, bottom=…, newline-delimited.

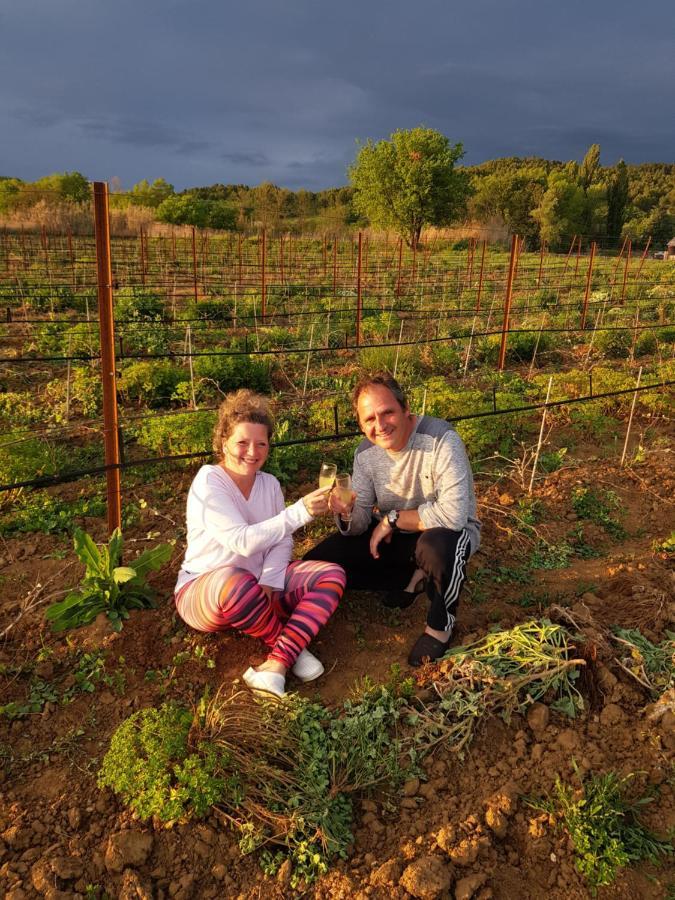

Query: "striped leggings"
left=175, top=560, right=345, bottom=669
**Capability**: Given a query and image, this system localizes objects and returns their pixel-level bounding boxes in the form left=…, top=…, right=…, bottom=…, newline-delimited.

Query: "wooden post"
left=635, top=236, right=652, bottom=281
left=332, top=235, right=338, bottom=296
left=537, top=241, right=546, bottom=289
left=396, top=237, right=403, bottom=297
left=498, top=234, right=519, bottom=371
left=279, top=234, right=284, bottom=286
left=93, top=182, right=122, bottom=534
left=620, top=366, right=643, bottom=467
left=355, top=231, right=363, bottom=346
left=261, top=228, right=267, bottom=320
left=67, top=226, right=76, bottom=290
left=191, top=226, right=199, bottom=304
left=237, top=232, right=243, bottom=285
left=580, top=241, right=596, bottom=330
left=475, top=239, right=486, bottom=311
left=139, top=228, right=146, bottom=286
left=620, top=240, right=632, bottom=304
left=529, top=376, right=553, bottom=494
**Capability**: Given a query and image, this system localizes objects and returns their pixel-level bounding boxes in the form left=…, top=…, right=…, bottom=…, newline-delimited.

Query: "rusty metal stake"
left=498, top=234, right=519, bottom=371
left=93, top=181, right=122, bottom=534
left=580, top=241, right=596, bottom=330
left=355, top=232, right=363, bottom=346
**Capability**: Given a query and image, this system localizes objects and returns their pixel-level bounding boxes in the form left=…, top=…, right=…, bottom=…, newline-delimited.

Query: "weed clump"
left=98, top=704, right=229, bottom=822
left=529, top=769, right=673, bottom=892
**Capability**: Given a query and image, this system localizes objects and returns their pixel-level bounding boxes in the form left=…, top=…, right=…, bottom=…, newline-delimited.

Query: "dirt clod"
left=455, top=872, right=488, bottom=900
left=399, top=855, right=453, bottom=898
left=526, top=703, right=549, bottom=736
left=104, top=830, right=153, bottom=873
left=370, top=858, right=403, bottom=886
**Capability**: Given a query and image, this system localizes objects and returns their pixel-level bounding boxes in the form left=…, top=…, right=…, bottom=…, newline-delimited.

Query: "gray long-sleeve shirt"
left=340, top=416, right=481, bottom=554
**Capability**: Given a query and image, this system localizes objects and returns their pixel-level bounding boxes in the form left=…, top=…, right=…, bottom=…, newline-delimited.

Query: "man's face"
left=356, top=384, right=414, bottom=452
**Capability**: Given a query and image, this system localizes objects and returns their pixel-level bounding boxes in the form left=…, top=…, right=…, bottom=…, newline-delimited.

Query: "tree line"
left=1, top=129, right=673, bottom=249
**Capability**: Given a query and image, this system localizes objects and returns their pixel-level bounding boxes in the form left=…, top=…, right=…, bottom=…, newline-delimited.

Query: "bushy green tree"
left=349, top=127, right=469, bottom=247
left=606, top=159, right=629, bottom=239
left=469, top=170, right=546, bottom=241
left=129, top=178, right=175, bottom=208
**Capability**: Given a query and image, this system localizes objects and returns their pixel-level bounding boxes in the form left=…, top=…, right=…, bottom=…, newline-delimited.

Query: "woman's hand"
left=302, top=485, right=332, bottom=517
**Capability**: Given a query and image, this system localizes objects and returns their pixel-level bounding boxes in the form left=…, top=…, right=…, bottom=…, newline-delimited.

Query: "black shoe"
left=382, top=578, right=426, bottom=609
left=408, top=632, right=452, bottom=667
left=383, top=588, right=421, bottom=609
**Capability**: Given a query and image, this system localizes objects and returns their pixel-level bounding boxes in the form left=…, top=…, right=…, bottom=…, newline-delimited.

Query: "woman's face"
left=222, top=421, right=270, bottom=476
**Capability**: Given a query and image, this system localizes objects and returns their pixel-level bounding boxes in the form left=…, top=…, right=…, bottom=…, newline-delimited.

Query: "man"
left=304, top=372, right=481, bottom=666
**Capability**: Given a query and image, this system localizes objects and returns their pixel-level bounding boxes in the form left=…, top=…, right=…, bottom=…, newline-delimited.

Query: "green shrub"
left=192, top=351, right=271, bottom=394
left=0, top=492, right=106, bottom=536
left=187, top=298, right=232, bottom=321
left=0, top=392, right=41, bottom=427
left=595, top=327, right=631, bottom=359
left=655, top=325, right=675, bottom=344
left=115, top=287, right=166, bottom=321
left=529, top=770, right=673, bottom=891
left=0, top=435, right=68, bottom=495
left=98, top=704, right=228, bottom=822
left=475, top=331, right=551, bottom=365
left=135, top=410, right=214, bottom=456
left=634, top=330, right=657, bottom=357
left=119, top=361, right=188, bottom=408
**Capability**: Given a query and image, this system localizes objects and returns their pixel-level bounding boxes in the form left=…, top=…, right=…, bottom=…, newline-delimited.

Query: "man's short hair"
left=352, top=371, right=408, bottom=413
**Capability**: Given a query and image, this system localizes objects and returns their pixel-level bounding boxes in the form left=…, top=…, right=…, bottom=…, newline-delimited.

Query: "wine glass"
left=318, top=463, right=337, bottom=490
left=334, top=472, right=355, bottom=521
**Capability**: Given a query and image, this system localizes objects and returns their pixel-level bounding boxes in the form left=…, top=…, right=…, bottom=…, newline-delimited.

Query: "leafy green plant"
left=0, top=492, right=106, bottom=536
left=98, top=704, right=229, bottom=822
left=610, top=628, right=674, bottom=695
left=45, top=528, right=173, bottom=632
left=572, top=487, right=626, bottom=539
left=119, top=360, right=188, bottom=408
left=652, top=531, right=675, bottom=557
left=528, top=769, right=673, bottom=892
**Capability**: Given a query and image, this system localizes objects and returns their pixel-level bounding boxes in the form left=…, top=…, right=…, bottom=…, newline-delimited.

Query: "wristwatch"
left=386, top=509, right=400, bottom=530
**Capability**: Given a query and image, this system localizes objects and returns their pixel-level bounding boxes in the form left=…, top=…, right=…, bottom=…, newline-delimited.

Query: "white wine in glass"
left=334, top=473, right=355, bottom=521
left=318, top=463, right=337, bottom=490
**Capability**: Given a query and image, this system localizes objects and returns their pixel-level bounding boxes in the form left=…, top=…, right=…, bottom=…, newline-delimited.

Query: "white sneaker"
left=242, top=667, right=286, bottom=697
left=291, top=649, right=325, bottom=683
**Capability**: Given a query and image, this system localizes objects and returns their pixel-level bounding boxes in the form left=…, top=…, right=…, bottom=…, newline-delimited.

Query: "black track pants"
left=303, top=521, right=471, bottom=631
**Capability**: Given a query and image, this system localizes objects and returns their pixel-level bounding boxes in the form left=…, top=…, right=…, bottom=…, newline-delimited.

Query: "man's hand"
left=328, top=488, right=356, bottom=520
left=369, top=518, right=393, bottom=559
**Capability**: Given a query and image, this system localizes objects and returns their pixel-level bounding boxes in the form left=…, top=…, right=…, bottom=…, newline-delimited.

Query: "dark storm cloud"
left=221, top=151, right=270, bottom=167
left=0, top=0, right=672, bottom=189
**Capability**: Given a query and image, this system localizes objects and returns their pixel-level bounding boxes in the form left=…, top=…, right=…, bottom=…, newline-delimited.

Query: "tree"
left=349, top=127, right=469, bottom=247
left=606, top=160, right=630, bottom=240
left=469, top=169, right=547, bottom=242
left=129, top=178, right=174, bottom=208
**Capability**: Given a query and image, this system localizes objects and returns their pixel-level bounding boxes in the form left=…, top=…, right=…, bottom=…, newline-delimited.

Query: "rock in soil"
left=104, top=830, right=154, bottom=873
left=455, top=872, right=488, bottom=900
left=399, top=855, right=453, bottom=898
left=370, top=857, right=403, bottom=886
left=526, top=703, right=549, bottom=736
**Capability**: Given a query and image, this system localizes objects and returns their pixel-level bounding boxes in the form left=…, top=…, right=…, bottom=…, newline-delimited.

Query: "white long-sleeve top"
left=175, top=465, right=312, bottom=593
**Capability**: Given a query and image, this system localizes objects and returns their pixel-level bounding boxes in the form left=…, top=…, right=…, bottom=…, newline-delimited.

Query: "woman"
left=175, top=390, right=345, bottom=697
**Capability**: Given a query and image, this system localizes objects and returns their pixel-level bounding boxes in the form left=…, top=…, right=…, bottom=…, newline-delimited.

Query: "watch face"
left=387, top=510, right=398, bottom=527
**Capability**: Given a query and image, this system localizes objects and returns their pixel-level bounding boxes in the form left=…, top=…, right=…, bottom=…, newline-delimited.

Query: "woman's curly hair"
left=212, top=390, right=274, bottom=461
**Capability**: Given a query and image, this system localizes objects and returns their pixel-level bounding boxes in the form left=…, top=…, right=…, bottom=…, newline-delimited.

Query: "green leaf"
left=108, top=528, right=123, bottom=567
left=131, top=542, right=173, bottom=578
left=73, top=527, right=102, bottom=574
left=113, top=566, right=137, bottom=584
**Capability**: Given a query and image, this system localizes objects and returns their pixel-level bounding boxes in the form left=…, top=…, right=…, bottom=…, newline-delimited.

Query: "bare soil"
left=1, top=434, right=673, bottom=900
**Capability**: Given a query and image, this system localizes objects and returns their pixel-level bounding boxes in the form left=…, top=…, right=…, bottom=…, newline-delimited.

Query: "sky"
left=1, top=0, right=673, bottom=192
